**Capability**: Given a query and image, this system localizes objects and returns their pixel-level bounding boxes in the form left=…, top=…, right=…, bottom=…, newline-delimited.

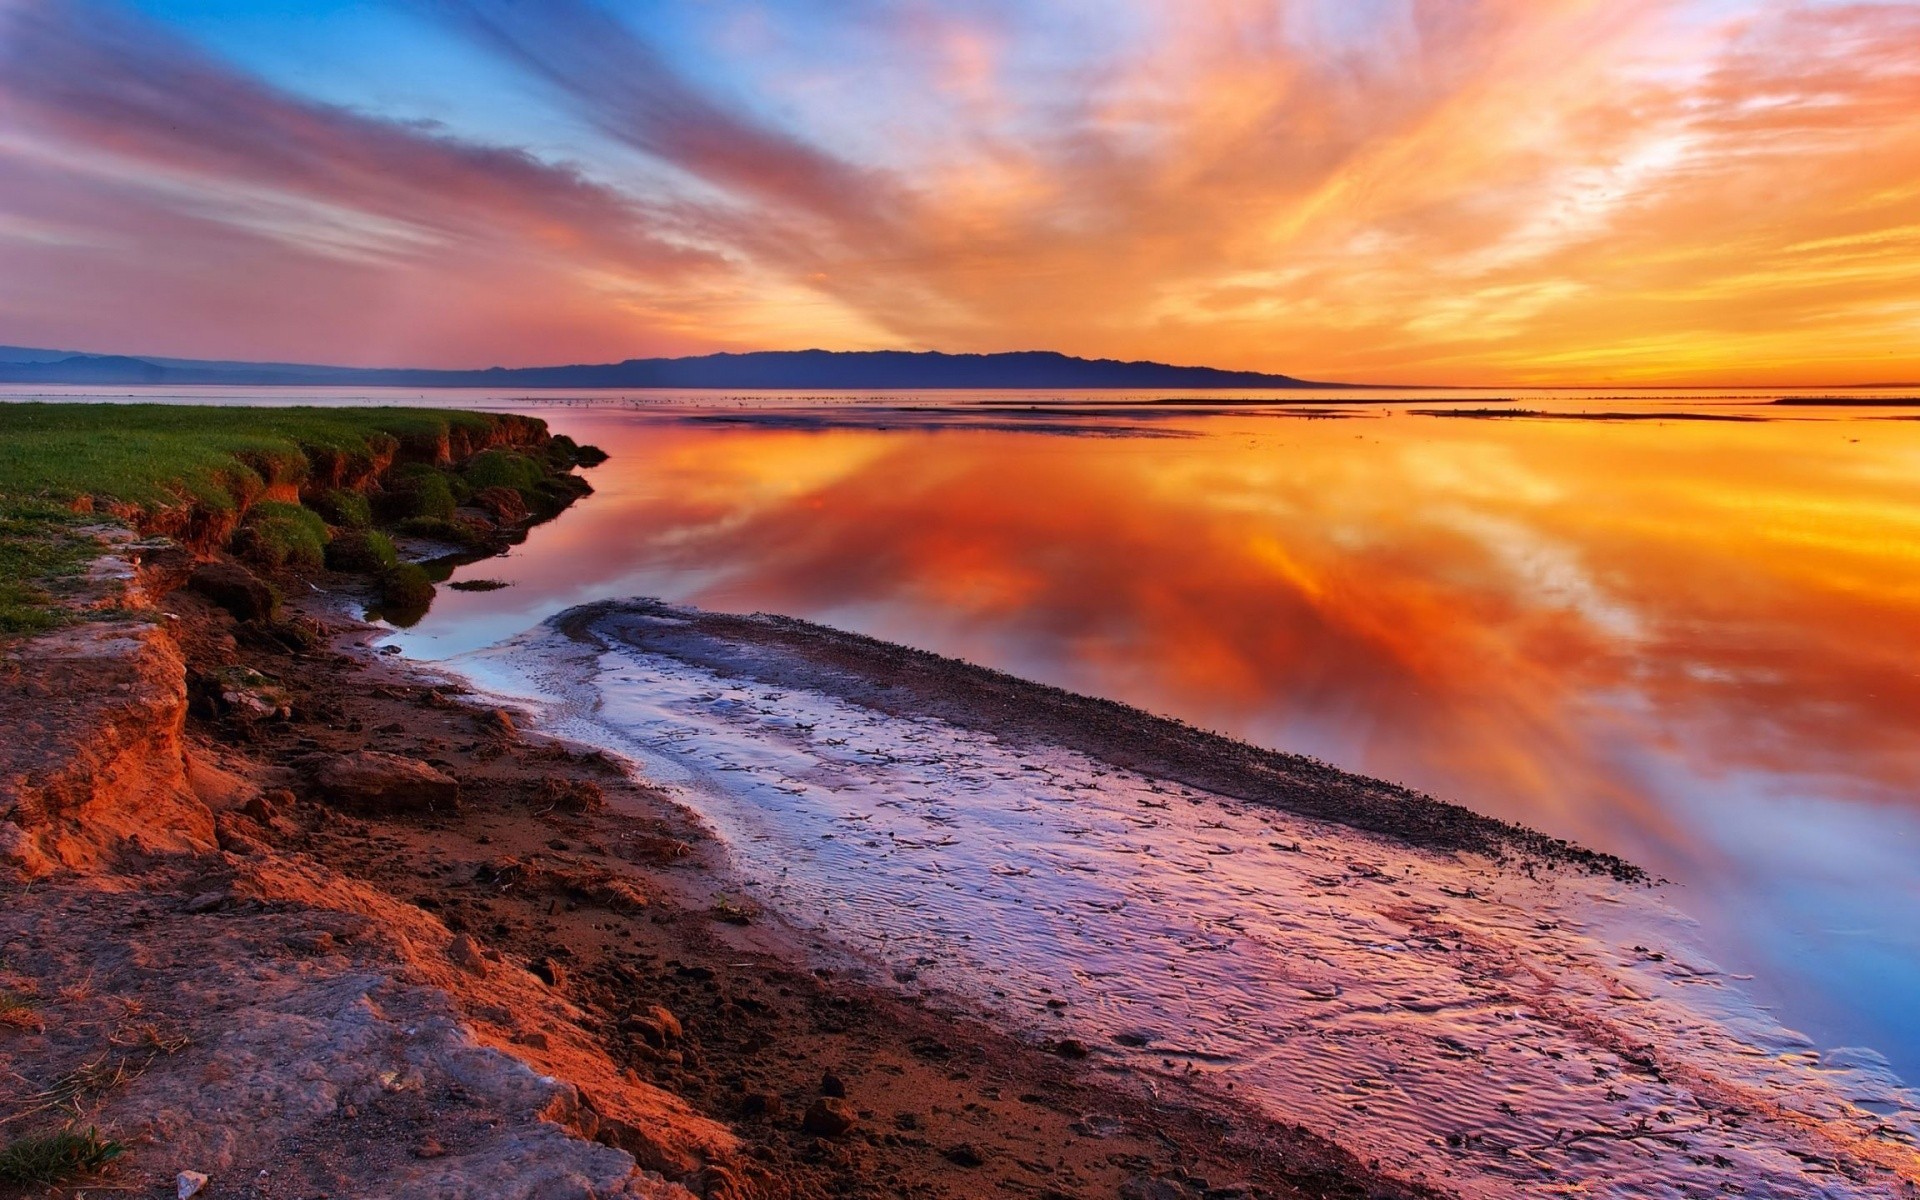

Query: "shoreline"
left=2, top=548, right=1436, bottom=1198
left=429, top=597, right=1920, bottom=1198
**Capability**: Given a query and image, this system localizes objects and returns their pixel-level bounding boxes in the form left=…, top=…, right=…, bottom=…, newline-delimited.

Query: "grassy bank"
left=0, top=403, right=599, bottom=633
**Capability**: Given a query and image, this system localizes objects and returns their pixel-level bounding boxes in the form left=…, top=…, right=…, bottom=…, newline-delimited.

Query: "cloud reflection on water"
left=405, top=404, right=1920, bottom=1070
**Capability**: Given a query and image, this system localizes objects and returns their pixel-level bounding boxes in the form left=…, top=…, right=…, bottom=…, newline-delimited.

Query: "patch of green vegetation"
left=378, top=562, right=436, bottom=625
left=0, top=506, right=92, bottom=633
left=383, top=463, right=458, bottom=520
left=235, top=501, right=330, bottom=570
left=0, top=1127, right=125, bottom=1187
left=325, top=528, right=398, bottom=573
left=312, top=487, right=373, bottom=529
left=0, top=404, right=599, bottom=636
left=0, top=404, right=496, bottom=513
left=462, top=449, right=545, bottom=496
left=393, top=515, right=489, bottom=549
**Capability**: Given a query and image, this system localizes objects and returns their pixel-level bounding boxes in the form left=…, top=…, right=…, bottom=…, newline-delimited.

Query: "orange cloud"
left=2, top=0, right=1916, bottom=382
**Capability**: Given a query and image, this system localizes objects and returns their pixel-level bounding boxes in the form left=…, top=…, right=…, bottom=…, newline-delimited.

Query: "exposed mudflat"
left=434, top=599, right=1920, bottom=1200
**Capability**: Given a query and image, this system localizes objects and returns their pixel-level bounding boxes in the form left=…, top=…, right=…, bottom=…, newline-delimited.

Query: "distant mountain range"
left=0, top=345, right=1339, bottom=390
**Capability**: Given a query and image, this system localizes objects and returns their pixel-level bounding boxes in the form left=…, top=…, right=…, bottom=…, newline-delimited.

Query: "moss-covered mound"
left=0, top=403, right=602, bottom=633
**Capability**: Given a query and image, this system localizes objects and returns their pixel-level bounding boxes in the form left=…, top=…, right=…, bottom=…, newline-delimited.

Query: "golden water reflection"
left=403, top=404, right=1920, bottom=1073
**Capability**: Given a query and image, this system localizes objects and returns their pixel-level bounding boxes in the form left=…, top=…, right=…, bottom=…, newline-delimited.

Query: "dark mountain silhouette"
left=0, top=346, right=1341, bottom=389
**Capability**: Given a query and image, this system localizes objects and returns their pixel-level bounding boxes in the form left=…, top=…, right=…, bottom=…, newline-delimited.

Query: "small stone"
left=621, top=1004, right=681, bottom=1049
left=820, top=1070, right=847, bottom=1098
left=177, top=1170, right=210, bottom=1199
left=413, top=1137, right=446, bottom=1160
left=283, top=931, right=337, bottom=955
left=802, top=1096, right=856, bottom=1137
left=529, top=956, right=567, bottom=987
left=313, top=751, right=459, bottom=813
left=183, top=891, right=231, bottom=914
left=943, top=1143, right=985, bottom=1168
left=1053, top=1038, right=1090, bottom=1059
left=447, top=933, right=490, bottom=977
left=1120, top=1176, right=1196, bottom=1200
left=242, top=794, right=278, bottom=823
left=478, top=708, right=517, bottom=738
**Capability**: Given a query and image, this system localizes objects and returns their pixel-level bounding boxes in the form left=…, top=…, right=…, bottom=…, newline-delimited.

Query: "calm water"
left=12, top=385, right=1919, bottom=1082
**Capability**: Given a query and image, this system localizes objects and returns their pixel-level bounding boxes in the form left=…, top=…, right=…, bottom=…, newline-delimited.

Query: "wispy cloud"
left=2, top=0, right=1917, bottom=381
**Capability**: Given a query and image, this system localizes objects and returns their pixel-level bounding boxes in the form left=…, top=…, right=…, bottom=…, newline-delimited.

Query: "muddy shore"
left=0, top=541, right=1433, bottom=1198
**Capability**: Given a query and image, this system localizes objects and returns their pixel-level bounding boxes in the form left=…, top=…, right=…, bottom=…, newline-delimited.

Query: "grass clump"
left=312, top=487, right=373, bottom=529
left=235, top=501, right=329, bottom=570
left=0, top=1127, right=125, bottom=1187
left=462, top=449, right=544, bottom=496
left=394, top=515, right=490, bottom=549
left=382, top=464, right=458, bottom=521
left=325, top=528, right=398, bottom=573
left=378, top=562, right=436, bottom=623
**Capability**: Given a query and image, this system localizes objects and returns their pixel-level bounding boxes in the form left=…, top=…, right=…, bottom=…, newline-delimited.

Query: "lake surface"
left=11, top=384, right=1918, bottom=1084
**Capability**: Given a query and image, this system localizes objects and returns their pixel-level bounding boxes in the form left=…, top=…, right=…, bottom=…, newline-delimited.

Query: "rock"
left=471, top=485, right=530, bottom=524
left=620, top=1004, right=681, bottom=1049
left=189, top=560, right=275, bottom=621
left=820, top=1069, right=847, bottom=1098
left=213, top=812, right=271, bottom=856
left=205, top=665, right=293, bottom=721
left=242, top=793, right=279, bottom=823
left=448, top=933, right=490, bottom=978
left=943, top=1143, right=985, bottom=1168
left=648, top=1004, right=683, bottom=1042
left=177, top=1170, right=210, bottom=1199
left=478, top=707, right=517, bottom=738
left=529, top=956, right=567, bottom=987
left=283, top=931, right=337, bottom=955
left=413, top=1136, right=446, bottom=1160
left=312, top=751, right=459, bottom=813
left=1120, top=1177, right=1197, bottom=1200
left=802, top=1096, right=856, bottom=1138
left=1053, top=1038, right=1091, bottom=1059
left=183, top=890, right=232, bottom=914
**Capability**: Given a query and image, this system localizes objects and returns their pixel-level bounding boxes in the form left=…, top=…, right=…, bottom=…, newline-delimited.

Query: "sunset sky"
left=1, top=0, right=1917, bottom=385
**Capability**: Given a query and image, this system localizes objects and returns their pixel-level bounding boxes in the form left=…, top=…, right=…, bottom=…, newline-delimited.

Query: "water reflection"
left=394, top=402, right=1920, bottom=1077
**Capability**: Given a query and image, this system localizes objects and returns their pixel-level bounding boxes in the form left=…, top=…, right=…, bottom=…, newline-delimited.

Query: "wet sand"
left=432, top=599, right=1920, bottom=1199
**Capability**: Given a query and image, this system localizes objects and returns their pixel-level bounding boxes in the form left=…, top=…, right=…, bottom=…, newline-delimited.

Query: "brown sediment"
left=1, top=554, right=1437, bottom=1198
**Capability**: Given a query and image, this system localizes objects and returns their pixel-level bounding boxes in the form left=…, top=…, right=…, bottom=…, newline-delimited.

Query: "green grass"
left=0, top=404, right=522, bottom=634
left=0, top=403, right=600, bottom=636
left=0, top=505, right=93, bottom=633
left=312, top=487, right=373, bottom=529
left=462, top=448, right=545, bottom=496
left=0, top=404, right=497, bottom=513
left=325, top=528, right=399, bottom=573
left=237, top=501, right=330, bottom=569
left=0, top=1128, right=125, bottom=1187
